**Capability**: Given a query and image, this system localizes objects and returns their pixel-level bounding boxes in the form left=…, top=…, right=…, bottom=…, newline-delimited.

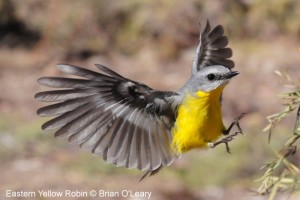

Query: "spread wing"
left=192, top=20, right=234, bottom=74
left=35, top=64, right=180, bottom=172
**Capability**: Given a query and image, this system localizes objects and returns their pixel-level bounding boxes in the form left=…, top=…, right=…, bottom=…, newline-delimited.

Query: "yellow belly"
left=171, top=87, right=226, bottom=153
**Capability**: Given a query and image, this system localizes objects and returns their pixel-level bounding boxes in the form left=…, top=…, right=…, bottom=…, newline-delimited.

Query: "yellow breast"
left=171, top=86, right=226, bottom=153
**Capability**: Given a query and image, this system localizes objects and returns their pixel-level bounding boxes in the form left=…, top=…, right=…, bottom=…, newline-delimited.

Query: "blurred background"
left=0, top=0, right=300, bottom=199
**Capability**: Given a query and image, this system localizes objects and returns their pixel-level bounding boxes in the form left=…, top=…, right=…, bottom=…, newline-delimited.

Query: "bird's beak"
left=227, top=71, right=239, bottom=79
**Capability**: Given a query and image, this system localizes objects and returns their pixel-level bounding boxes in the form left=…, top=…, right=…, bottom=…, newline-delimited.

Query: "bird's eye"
left=207, top=73, right=216, bottom=81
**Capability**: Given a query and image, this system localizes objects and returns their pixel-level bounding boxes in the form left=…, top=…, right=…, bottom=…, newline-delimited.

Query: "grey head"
left=179, top=65, right=239, bottom=94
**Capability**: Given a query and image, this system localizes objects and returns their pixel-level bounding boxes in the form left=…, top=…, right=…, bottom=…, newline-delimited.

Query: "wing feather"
left=209, top=36, right=228, bottom=49
left=147, top=121, right=162, bottom=170
left=192, top=20, right=234, bottom=74
left=126, top=123, right=140, bottom=169
left=56, top=64, right=117, bottom=82
left=207, top=25, right=224, bottom=41
left=154, top=123, right=169, bottom=166
left=105, top=104, right=134, bottom=163
left=35, top=88, right=104, bottom=102
left=91, top=115, right=116, bottom=155
left=102, top=117, right=124, bottom=162
left=107, top=119, right=129, bottom=164
left=145, top=119, right=161, bottom=170
left=69, top=110, right=108, bottom=144
left=204, top=48, right=232, bottom=59
left=35, top=64, right=180, bottom=172
left=38, top=77, right=114, bottom=88
left=79, top=113, right=114, bottom=151
left=139, top=120, right=151, bottom=170
left=37, top=96, right=98, bottom=117
left=41, top=103, right=95, bottom=131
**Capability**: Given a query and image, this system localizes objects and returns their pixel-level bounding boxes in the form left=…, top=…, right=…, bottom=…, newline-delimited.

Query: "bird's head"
left=183, top=65, right=239, bottom=94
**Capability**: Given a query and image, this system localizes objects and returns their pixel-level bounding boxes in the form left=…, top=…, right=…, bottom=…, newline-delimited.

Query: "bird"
left=35, top=20, right=243, bottom=180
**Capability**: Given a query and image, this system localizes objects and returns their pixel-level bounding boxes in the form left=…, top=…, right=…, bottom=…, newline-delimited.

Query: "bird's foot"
left=208, top=113, right=246, bottom=153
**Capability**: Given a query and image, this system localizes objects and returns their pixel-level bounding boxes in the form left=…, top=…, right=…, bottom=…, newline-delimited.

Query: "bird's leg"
left=223, top=112, right=246, bottom=135
left=208, top=113, right=246, bottom=153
